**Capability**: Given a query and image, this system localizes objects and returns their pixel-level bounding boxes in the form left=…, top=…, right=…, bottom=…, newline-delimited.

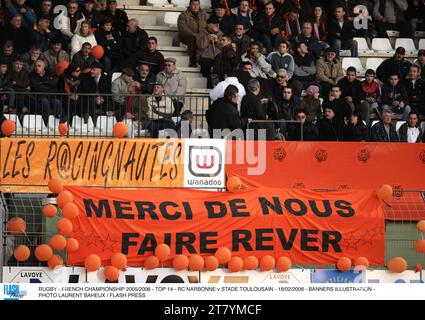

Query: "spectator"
left=9, top=56, right=30, bottom=115
left=270, top=68, right=288, bottom=106
left=0, top=61, right=15, bottom=113
left=58, top=1, right=86, bottom=42
left=103, top=0, right=128, bottom=33
left=337, top=66, right=371, bottom=124
left=234, top=60, right=253, bottom=90
left=206, top=84, right=246, bottom=138
left=82, top=0, right=104, bottom=30
left=278, top=85, right=300, bottom=121
left=291, top=42, right=316, bottom=97
left=283, top=8, right=301, bottom=43
left=123, top=81, right=149, bottom=127
left=58, top=63, right=81, bottom=121
left=377, top=47, right=412, bottom=84
left=230, top=0, right=254, bottom=37
left=146, top=82, right=175, bottom=137
left=381, top=73, right=411, bottom=120
left=156, top=57, right=187, bottom=116
left=43, top=37, right=70, bottom=75
left=22, top=46, right=45, bottom=73
left=1, top=14, right=33, bottom=54
left=295, top=21, right=325, bottom=60
left=213, top=3, right=236, bottom=36
left=122, top=19, right=148, bottom=61
left=0, top=42, right=18, bottom=68
left=398, top=111, right=424, bottom=142
left=134, top=63, right=155, bottom=94
left=316, top=46, right=344, bottom=99
left=322, top=85, right=352, bottom=130
left=279, top=0, right=312, bottom=22
left=213, top=35, right=236, bottom=82
left=402, top=64, right=425, bottom=116
left=373, top=0, right=410, bottom=38
left=29, top=59, right=62, bottom=125
left=231, top=22, right=251, bottom=60
left=71, top=42, right=96, bottom=71
left=370, top=109, right=399, bottom=142
left=175, top=110, right=193, bottom=138
left=78, top=61, right=111, bottom=119
left=267, top=41, right=294, bottom=79
left=254, top=1, right=283, bottom=54
left=317, top=105, right=343, bottom=141
left=197, top=16, right=223, bottom=88
left=300, top=84, right=322, bottom=121
left=328, top=5, right=358, bottom=58
left=35, top=0, right=54, bottom=22
left=361, top=69, right=381, bottom=114
left=210, top=74, right=246, bottom=112
left=95, top=17, right=123, bottom=74
left=415, top=50, right=425, bottom=77
left=71, top=20, right=97, bottom=57
left=343, top=112, right=369, bottom=141
left=131, top=37, right=164, bottom=76
left=178, top=0, right=209, bottom=67
left=5, top=0, right=37, bottom=28
left=287, top=109, right=319, bottom=141
left=32, top=14, right=55, bottom=53
left=241, top=41, right=274, bottom=83
left=312, top=5, right=328, bottom=45
left=406, top=0, right=425, bottom=32
left=111, top=67, right=134, bottom=116
left=240, top=79, right=277, bottom=140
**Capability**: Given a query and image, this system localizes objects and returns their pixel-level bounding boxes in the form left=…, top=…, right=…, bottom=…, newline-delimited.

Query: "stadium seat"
left=365, top=58, right=384, bottom=72
left=414, top=31, right=425, bottom=38
left=171, top=0, right=189, bottom=7
left=123, top=118, right=135, bottom=138
left=371, top=120, right=379, bottom=127
left=394, top=38, right=418, bottom=57
left=112, top=72, right=121, bottom=83
left=71, top=115, right=95, bottom=132
left=22, top=114, right=47, bottom=133
left=342, top=57, right=366, bottom=76
left=371, top=38, right=394, bottom=54
left=164, top=12, right=180, bottom=27
left=3, top=114, right=23, bottom=131
left=47, top=116, right=61, bottom=131
left=147, top=0, right=171, bottom=6
left=354, top=37, right=374, bottom=55
left=419, top=39, right=425, bottom=50
left=96, top=115, right=117, bottom=136
left=386, top=30, right=400, bottom=37
left=396, top=121, right=406, bottom=132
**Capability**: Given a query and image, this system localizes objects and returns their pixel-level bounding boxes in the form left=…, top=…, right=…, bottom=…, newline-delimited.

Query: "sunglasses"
left=278, top=75, right=286, bottom=79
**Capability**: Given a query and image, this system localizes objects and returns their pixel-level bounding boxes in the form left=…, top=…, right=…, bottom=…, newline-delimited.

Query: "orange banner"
left=67, top=186, right=385, bottom=266
left=226, top=141, right=425, bottom=190
left=0, top=138, right=184, bottom=192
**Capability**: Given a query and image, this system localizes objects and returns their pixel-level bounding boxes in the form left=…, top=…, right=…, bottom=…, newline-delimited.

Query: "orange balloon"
left=56, top=60, right=70, bottom=76
left=260, top=255, right=275, bottom=271
left=387, top=257, right=408, bottom=273
left=14, top=245, right=30, bottom=262
left=48, top=178, right=63, bottom=194
left=62, top=202, right=79, bottom=220
left=243, top=256, right=259, bottom=271
left=48, top=254, right=64, bottom=270
left=337, top=257, right=352, bottom=272
left=85, top=254, right=101, bottom=272
left=1, top=119, right=16, bottom=136
left=145, top=256, right=159, bottom=270
left=66, top=238, right=79, bottom=253
left=113, top=122, right=128, bottom=138
left=7, top=217, right=26, bottom=234
left=417, top=220, right=425, bottom=232
left=111, top=253, right=127, bottom=270
left=56, top=190, right=73, bottom=208
left=49, top=234, right=67, bottom=251
left=58, top=123, right=68, bottom=136
left=416, top=240, right=425, bottom=253
left=173, top=255, right=189, bottom=271
left=276, top=257, right=292, bottom=272
left=377, top=184, right=393, bottom=200
left=56, top=218, right=73, bottom=236
left=43, top=204, right=58, bottom=218
left=354, top=257, right=370, bottom=268
left=35, top=244, right=53, bottom=262
left=227, top=176, right=242, bottom=192
left=91, top=45, right=104, bottom=59
left=155, top=244, right=171, bottom=262
left=104, top=266, right=120, bottom=282
left=228, top=257, right=243, bottom=273
left=215, top=247, right=231, bottom=264
left=189, top=255, right=204, bottom=271
left=204, top=256, right=219, bottom=271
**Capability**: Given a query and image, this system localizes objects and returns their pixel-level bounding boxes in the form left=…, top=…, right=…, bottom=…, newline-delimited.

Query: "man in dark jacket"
left=71, top=42, right=96, bottom=72
left=327, top=5, right=358, bottom=58
left=291, top=42, right=316, bottom=96
left=206, top=84, right=246, bottom=138
left=370, top=110, right=399, bottom=142
left=121, top=19, right=148, bottom=61
left=9, top=56, right=30, bottom=116
left=212, top=3, right=237, bottom=36
left=377, top=47, right=412, bottom=84
left=0, top=60, right=15, bottom=113
left=322, top=85, right=352, bottom=130
left=373, top=0, right=411, bottom=38
left=95, top=17, right=123, bottom=74
left=82, top=0, right=104, bottom=29
left=129, top=37, right=165, bottom=76
left=398, top=111, right=424, bottom=143
left=32, top=14, right=55, bottom=53
left=231, top=22, right=251, bottom=60
left=254, top=1, right=284, bottom=54
left=402, top=64, right=425, bottom=116
left=287, top=109, right=319, bottom=141
left=213, top=36, right=236, bottom=81
left=134, top=63, right=155, bottom=94
left=295, top=22, right=322, bottom=60
left=381, top=73, right=411, bottom=120
left=343, top=112, right=369, bottom=141
left=1, top=14, right=33, bottom=54
left=103, top=0, right=128, bottom=33
left=317, top=105, right=343, bottom=141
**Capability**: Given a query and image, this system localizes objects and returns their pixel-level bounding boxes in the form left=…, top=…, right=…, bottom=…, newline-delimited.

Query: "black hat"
left=207, top=16, right=220, bottom=24
left=38, top=13, right=51, bottom=21
left=395, top=47, right=405, bottom=55
left=214, top=3, right=226, bottom=9
left=324, top=104, right=335, bottom=113
left=51, top=36, right=62, bottom=44
left=325, top=47, right=336, bottom=53
left=419, top=49, right=425, bottom=57
left=91, top=61, right=103, bottom=69
left=84, top=0, right=95, bottom=3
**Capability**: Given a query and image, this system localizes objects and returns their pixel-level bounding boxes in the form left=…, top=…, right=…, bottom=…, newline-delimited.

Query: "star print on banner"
left=85, top=233, right=102, bottom=248
left=341, top=232, right=363, bottom=251
left=72, top=230, right=85, bottom=241
left=99, top=234, right=119, bottom=252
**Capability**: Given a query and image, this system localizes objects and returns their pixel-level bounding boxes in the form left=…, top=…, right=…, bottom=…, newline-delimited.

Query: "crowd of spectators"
left=0, top=0, right=424, bottom=141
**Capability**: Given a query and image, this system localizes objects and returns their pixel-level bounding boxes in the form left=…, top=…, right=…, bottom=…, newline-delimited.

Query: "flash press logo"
left=188, top=146, right=222, bottom=177
left=3, top=284, right=27, bottom=300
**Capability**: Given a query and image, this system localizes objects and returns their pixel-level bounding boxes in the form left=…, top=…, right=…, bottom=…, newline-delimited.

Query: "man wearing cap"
left=32, top=14, right=55, bottom=52
left=178, top=0, right=209, bottom=67
left=376, top=47, right=412, bottom=84
left=103, top=0, right=128, bottom=33
left=156, top=57, right=187, bottom=115
left=43, top=37, right=70, bottom=74
left=71, top=42, right=96, bottom=71
left=211, top=3, right=237, bottom=36
left=316, top=46, right=344, bottom=99
left=316, top=104, right=343, bottom=141
left=111, top=67, right=134, bottom=115
left=197, top=16, right=223, bottom=88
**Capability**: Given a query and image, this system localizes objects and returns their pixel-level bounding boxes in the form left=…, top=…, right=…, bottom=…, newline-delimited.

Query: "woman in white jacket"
left=71, top=20, right=97, bottom=57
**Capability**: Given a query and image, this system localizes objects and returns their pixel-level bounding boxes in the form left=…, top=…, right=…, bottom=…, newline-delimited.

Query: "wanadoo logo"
left=188, top=146, right=222, bottom=178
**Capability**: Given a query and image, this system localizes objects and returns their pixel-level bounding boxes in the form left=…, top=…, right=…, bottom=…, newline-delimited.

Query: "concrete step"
left=154, top=35, right=174, bottom=46
left=175, top=55, right=190, bottom=68
left=158, top=46, right=186, bottom=56
left=127, top=13, right=158, bottom=26
left=121, top=5, right=186, bottom=12
left=187, top=77, right=207, bottom=90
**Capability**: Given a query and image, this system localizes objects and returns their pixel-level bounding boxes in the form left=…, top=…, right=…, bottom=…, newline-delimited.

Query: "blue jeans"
left=383, top=104, right=412, bottom=121
left=258, top=33, right=282, bottom=54
left=333, top=39, right=358, bottom=58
